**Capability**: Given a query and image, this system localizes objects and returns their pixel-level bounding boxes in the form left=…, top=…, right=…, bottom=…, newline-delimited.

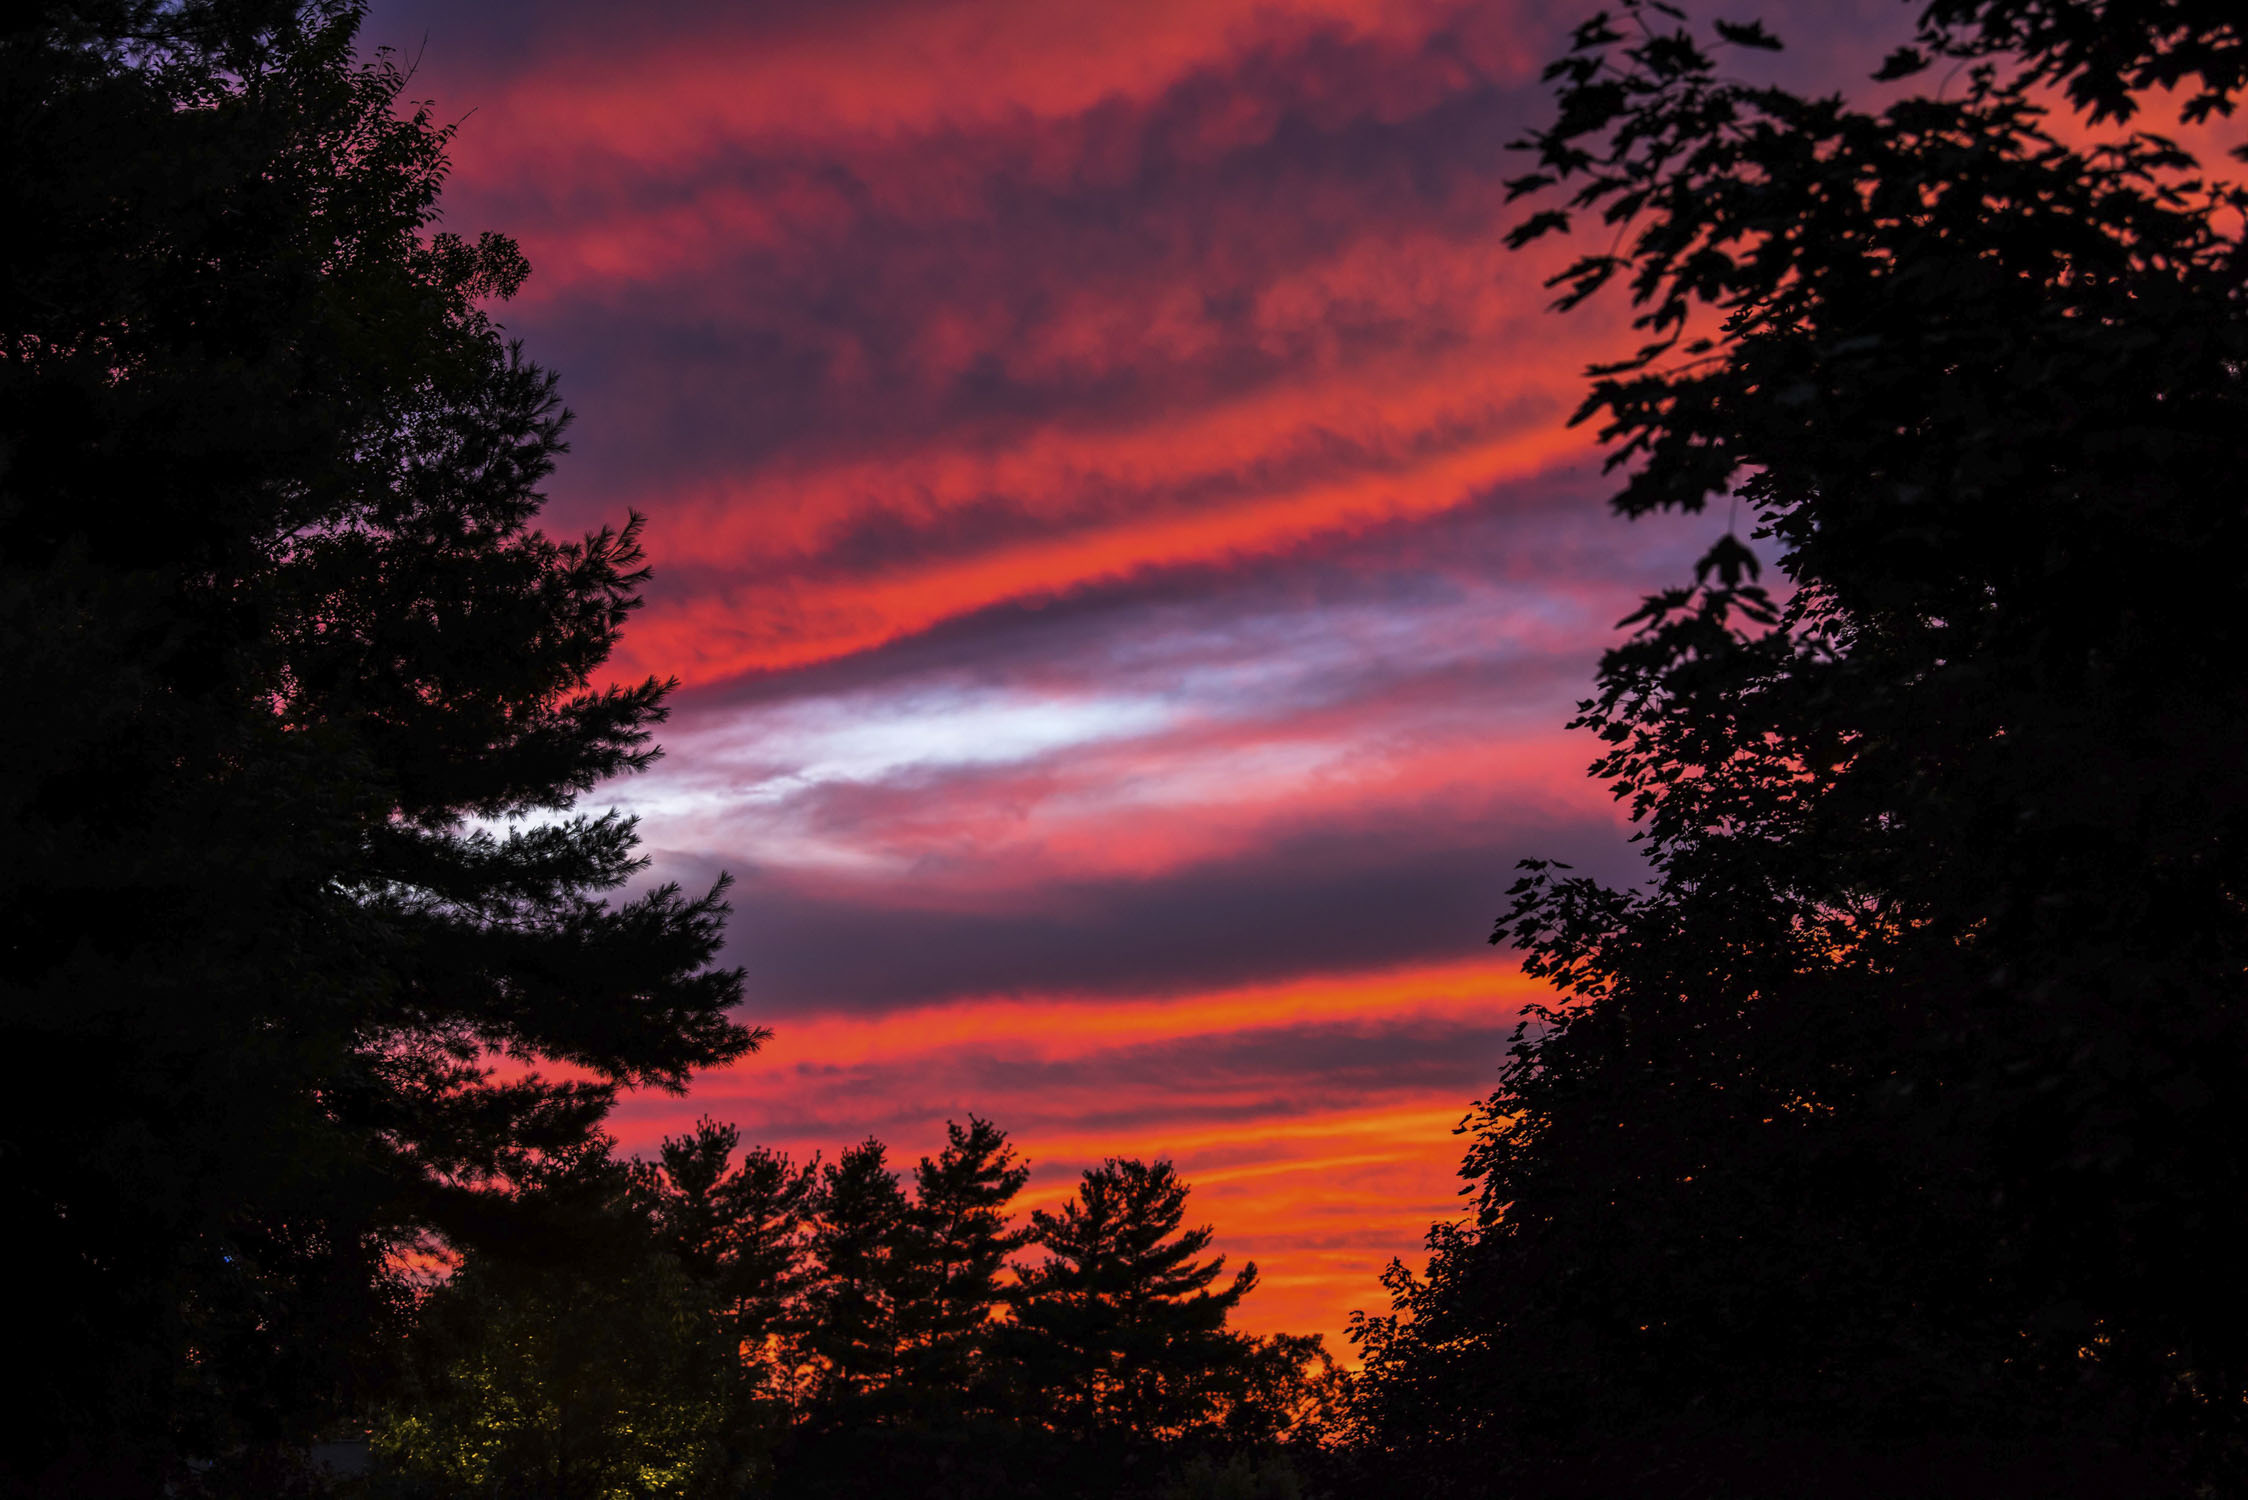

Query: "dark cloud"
left=412, top=26, right=1562, bottom=517
left=651, top=806, right=1637, bottom=1017
left=724, top=1015, right=1520, bottom=1146
left=367, top=0, right=1028, bottom=81
left=963, top=1015, right=1520, bottom=1107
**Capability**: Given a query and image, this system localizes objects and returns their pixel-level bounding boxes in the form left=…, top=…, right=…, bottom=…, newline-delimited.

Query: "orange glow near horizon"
left=359, top=0, right=1798, bottom=1356
left=613, top=957, right=1542, bottom=1353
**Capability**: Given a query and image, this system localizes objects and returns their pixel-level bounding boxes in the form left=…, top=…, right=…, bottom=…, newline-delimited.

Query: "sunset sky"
left=360, top=0, right=1915, bottom=1352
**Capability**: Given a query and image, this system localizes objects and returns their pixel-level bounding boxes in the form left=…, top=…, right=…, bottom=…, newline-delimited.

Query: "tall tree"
left=635, top=1118, right=820, bottom=1399
left=638, top=1119, right=751, bottom=1285
left=801, top=1138, right=914, bottom=1411
left=899, top=1117, right=1031, bottom=1402
left=590, top=1121, right=1339, bottom=1499
left=0, top=2, right=758, bottom=1485
left=1353, top=0, right=2248, bottom=1491
left=377, top=1139, right=752, bottom=1500
left=1010, top=1159, right=1258, bottom=1443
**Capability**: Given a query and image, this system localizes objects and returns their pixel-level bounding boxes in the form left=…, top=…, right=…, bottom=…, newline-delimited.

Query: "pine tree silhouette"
left=1010, top=1159, right=1257, bottom=1442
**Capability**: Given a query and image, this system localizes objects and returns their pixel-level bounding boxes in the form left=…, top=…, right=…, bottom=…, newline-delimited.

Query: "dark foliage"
left=899, top=1117, right=1033, bottom=1413
left=1351, top=0, right=2248, bottom=1493
left=1911, top=0, right=2246, bottom=125
left=376, top=1119, right=1340, bottom=1499
left=636, top=1116, right=820, bottom=1404
left=1007, top=1158, right=1264, bottom=1443
left=798, top=1137, right=917, bottom=1411
left=0, top=3, right=757, bottom=1488
left=769, top=1137, right=1340, bottom=1499
left=379, top=1142, right=754, bottom=1500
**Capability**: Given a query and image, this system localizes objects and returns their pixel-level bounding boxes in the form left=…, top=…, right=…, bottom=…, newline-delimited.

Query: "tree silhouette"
left=801, top=1138, right=915, bottom=1412
left=0, top=3, right=757, bottom=1483
left=1352, top=1, right=2248, bottom=1492
left=1010, top=1158, right=1259, bottom=1443
left=635, top=1117, right=819, bottom=1401
left=900, top=1117, right=1032, bottom=1407
left=380, top=1140, right=752, bottom=1500
left=374, top=1118, right=1338, bottom=1497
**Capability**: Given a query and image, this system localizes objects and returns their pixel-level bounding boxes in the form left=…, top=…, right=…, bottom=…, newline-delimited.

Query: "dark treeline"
left=0, top=3, right=758, bottom=1493
left=1347, top=1, right=2248, bottom=1497
left=10, top=0, right=2248, bottom=1497
left=378, top=1119, right=1339, bottom=1499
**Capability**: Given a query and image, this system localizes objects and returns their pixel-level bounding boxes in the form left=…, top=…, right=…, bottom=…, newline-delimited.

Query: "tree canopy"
left=381, top=1140, right=752, bottom=1500
left=378, top=1118, right=1339, bottom=1500
left=1352, top=0, right=2248, bottom=1493
left=0, top=3, right=758, bottom=1486
left=1009, top=1158, right=1262, bottom=1444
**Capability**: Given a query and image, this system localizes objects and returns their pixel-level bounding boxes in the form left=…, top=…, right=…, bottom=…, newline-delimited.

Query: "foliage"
left=376, top=1143, right=756, bottom=1500
left=1007, top=1158, right=1263, bottom=1442
left=797, top=1137, right=916, bottom=1412
left=0, top=2, right=758, bottom=1484
left=635, top=1117, right=820, bottom=1405
left=899, top=1117, right=1033, bottom=1408
left=1351, top=0, right=2248, bottom=1490
left=1153, top=1451, right=1307, bottom=1500
left=401, top=1117, right=1339, bottom=1499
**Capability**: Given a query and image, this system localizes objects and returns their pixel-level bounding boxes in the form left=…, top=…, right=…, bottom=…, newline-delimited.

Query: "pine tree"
left=1010, top=1159, right=1257, bottom=1442
left=636, top=1118, right=819, bottom=1397
left=0, top=3, right=759, bottom=1482
left=899, top=1117, right=1031, bottom=1402
left=718, top=1146, right=825, bottom=1383
left=639, top=1119, right=748, bottom=1284
left=802, top=1138, right=914, bottom=1411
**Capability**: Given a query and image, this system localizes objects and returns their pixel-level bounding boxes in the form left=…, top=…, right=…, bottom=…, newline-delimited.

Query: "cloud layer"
left=359, top=0, right=1892, bottom=1349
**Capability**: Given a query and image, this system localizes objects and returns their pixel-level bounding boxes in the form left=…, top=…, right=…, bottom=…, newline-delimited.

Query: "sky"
left=361, top=0, right=1915, bottom=1353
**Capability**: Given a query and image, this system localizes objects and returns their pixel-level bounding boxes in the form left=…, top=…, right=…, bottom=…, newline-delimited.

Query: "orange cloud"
left=612, top=956, right=1537, bottom=1351
left=606, top=283, right=1621, bottom=682
left=432, top=0, right=1548, bottom=183
left=366, top=0, right=1705, bottom=1361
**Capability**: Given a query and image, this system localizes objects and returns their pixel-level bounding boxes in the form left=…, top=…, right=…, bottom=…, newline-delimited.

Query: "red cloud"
left=354, top=0, right=1727, bottom=1345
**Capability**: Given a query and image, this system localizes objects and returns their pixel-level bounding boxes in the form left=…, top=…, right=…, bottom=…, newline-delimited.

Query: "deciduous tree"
left=378, top=1141, right=751, bottom=1500
left=1352, top=0, right=2248, bottom=1491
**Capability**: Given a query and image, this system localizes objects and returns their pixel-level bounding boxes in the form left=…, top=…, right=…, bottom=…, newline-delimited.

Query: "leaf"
left=1505, top=209, right=1574, bottom=248
left=1693, top=531, right=1762, bottom=588
left=1873, top=45, right=1929, bottom=81
left=1713, top=19, right=1784, bottom=52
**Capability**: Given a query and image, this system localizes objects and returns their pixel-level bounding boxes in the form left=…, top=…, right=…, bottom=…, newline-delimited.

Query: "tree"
left=898, top=1117, right=1032, bottom=1404
left=604, top=1122, right=1334, bottom=1498
left=800, top=1138, right=915, bottom=1411
left=1352, top=0, right=2248, bottom=1491
left=1218, top=1334, right=1347, bottom=1450
left=635, top=1118, right=820, bottom=1401
left=1010, top=1159, right=1259, bottom=1443
left=0, top=3, right=759, bottom=1484
left=377, top=1140, right=753, bottom=1500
